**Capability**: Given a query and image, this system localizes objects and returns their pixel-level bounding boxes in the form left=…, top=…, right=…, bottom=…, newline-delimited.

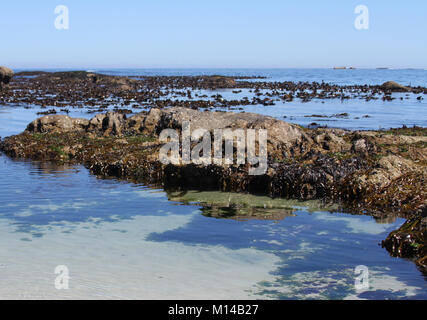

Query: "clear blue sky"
left=1, top=0, right=426, bottom=69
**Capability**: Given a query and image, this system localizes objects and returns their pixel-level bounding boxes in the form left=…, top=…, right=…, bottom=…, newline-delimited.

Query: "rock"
left=102, top=112, right=127, bottom=136
left=87, top=73, right=98, bottom=83
left=149, top=107, right=303, bottom=157
left=108, top=77, right=136, bottom=92
left=26, top=115, right=89, bottom=134
left=314, top=130, right=350, bottom=152
left=87, top=112, right=127, bottom=136
left=156, top=107, right=301, bottom=138
left=142, top=108, right=162, bottom=135
left=382, top=208, right=427, bottom=273
left=87, top=113, right=107, bottom=132
left=127, top=112, right=148, bottom=134
left=355, top=155, right=415, bottom=190
left=381, top=81, right=410, bottom=92
left=201, top=76, right=236, bottom=88
left=353, top=139, right=367, bottom=153
left=0, top=66, right=14, bottom=87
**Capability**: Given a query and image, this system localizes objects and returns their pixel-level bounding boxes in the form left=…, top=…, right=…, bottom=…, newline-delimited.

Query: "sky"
left=1, top=0, right=426, bottom=69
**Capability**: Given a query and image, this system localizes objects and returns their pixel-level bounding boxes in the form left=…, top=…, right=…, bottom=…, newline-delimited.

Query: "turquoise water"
left=1, top=69, right=426, bottom=299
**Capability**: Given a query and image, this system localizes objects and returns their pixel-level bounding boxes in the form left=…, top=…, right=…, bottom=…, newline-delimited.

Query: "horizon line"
left=9, top=66, right=427, bottom=71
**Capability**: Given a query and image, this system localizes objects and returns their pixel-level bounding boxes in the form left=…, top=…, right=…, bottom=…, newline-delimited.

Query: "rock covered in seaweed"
left=382, top=207, right=427, bottom=273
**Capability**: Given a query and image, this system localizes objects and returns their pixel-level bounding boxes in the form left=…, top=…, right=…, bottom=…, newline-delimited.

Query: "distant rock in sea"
left=381, top=81, right=410, bottom=92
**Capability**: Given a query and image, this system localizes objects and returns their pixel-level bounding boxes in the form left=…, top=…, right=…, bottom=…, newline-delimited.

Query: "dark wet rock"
left=37, top=109, right=57, bottom=116
left=200, top=75, right=236, bottom=88
left=87, top=73, right=98, bottom=83
left=382, top=207, right=427, bottom=274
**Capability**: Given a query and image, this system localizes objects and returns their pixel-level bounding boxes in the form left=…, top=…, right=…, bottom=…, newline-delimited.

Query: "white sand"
left=0, top=211, right=280, bottom=300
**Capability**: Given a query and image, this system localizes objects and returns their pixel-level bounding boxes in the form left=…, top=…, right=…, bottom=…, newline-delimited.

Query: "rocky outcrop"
left=128, top=107, right=304, bottom=152
left=7, top=108, right=426, bottom=212
left=381, top=81, right=410, bottom=92
left=26, top=107, right=305, bottom=155
left=0, top=66, right=14, bottom=88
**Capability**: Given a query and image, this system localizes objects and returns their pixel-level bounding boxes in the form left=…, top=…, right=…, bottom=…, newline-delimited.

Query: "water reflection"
left=28, top=161, right=81, bottom=178
left=167, top=190, right=339, bottom=221
left=0, top=155, right=426, bottom=299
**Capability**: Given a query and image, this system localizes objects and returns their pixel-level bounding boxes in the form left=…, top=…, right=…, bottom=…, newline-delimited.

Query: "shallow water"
left=164, top=88, right=427, bottom=130
left=0, top=155, right=426, bottom=299
left=1, top=69, right=427, bottom=299
left=12, top=68, right=427, bottom=130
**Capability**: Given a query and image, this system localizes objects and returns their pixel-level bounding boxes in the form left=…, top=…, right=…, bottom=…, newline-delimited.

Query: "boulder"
left=26, top=115, right=89, bottom=134
left=87, top=113, right=107, bottom=132
left=102, top=112, right=127, bottom=136
left=0, top=66, right=14, bottom=87
left=87, top=112, right=127, bottom=136
left=381, top=81, right=410, bottom=92
left=152, top=107, right=303, bottom=146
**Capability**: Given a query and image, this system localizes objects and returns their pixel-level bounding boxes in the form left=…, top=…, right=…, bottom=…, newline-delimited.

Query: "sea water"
left=1, top=69, right=426, bottom=299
